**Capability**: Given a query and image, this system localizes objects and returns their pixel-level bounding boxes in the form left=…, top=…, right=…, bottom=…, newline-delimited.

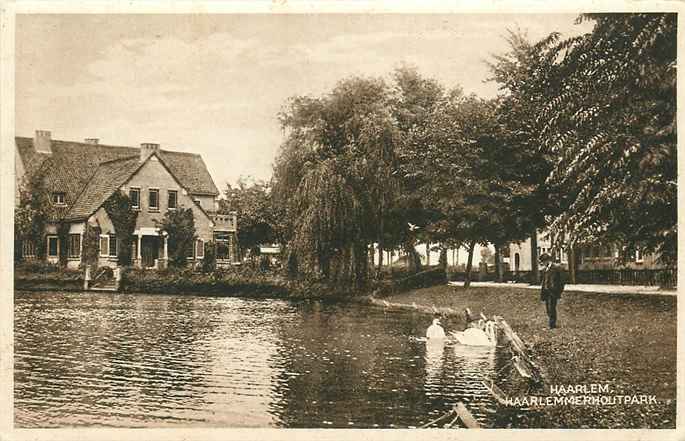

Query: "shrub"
left=202, top=241, right=217, bottom=273
left=156, top=208, right=196, bottom=268
left=15, top=260, right=62, bottom=274
left=103, top=190, right=138, bottom=266
left=392, top=267, right=447, bottom=292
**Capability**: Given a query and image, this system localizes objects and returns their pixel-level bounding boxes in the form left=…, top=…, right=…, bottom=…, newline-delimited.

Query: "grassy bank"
left=385, top=284, right=676, bottom=429
left=121, top=267, right=289, bottom=298
left=14, top=262, right=446, bottom=301
left=14, top=262, right=83, bottom=291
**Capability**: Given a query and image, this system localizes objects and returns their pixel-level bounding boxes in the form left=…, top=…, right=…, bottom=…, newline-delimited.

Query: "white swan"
left=451, top=320, right=497, bottom=347
left=426, top=318, right=446, bottom=340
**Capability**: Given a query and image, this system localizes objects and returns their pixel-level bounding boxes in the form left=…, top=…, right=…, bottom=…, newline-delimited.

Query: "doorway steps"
left=84, top=266, right=122, bottom=292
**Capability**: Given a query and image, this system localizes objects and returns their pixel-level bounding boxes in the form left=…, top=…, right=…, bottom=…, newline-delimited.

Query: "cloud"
left=17, top=14, right=594, bottom=187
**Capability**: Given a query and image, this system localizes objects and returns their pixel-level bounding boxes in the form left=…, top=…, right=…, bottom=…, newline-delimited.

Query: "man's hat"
left=539, top=253, right=553, bottom=262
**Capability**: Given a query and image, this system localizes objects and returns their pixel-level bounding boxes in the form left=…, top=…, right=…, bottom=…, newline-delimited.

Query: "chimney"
left=140, top=143, right=160, bottom=162
left=34, top=130, right=52, bottom=154
left=84, top=138, right=99, bottom=145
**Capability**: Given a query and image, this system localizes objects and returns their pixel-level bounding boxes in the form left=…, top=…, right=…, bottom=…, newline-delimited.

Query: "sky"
left=16, top=14, right=594, bottom=192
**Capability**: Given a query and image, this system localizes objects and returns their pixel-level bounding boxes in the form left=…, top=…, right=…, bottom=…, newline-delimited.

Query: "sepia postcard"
left=0, top=1, right=682, bottom=440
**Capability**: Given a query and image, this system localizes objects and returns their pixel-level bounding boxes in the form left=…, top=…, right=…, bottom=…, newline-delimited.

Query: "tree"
left=398, top=90, right=525, bottom=287
left=487, top=30, right=564, bottom=282
left=389, top=66, right=445, bottom=275
left=15, top=170, right=50, bottom=259
left=81, top=222, right=101, bottom=268
left=202, top=241, right=217, bottom=273
left=221, top=177, right=277, bottom=256
left=273, top=75, right=400, bottom=287
left=537, top=13, right=676, bottom=264
left=102, top=190, right=138, bottom=266
left=156, top=207, right=196, bottom=268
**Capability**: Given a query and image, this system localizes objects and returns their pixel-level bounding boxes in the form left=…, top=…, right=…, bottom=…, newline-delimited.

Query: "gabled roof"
left=16, top=137, right=50, bottom=179
left=65, top=156, right=142, bottom=221
left=15, top=136, right=220, bottom=222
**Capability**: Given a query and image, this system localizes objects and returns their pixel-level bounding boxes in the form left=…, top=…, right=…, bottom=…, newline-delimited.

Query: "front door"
left=141, top=236, right=160, bottom=268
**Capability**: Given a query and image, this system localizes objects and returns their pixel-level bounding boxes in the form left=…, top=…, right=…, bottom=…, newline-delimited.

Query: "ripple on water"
left=14, top=291, right=506, bottom=428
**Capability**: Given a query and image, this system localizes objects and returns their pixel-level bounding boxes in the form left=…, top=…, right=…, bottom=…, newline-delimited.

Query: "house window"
left=129, top=188, right=140, bottom=209
left=47, top=236, right=59, bottom=257
left=99, top=235, right=117, bottom=257
left=109, top=235, right=118, bottom=257
left=68, top=234, right=81, bottom=258
left=168, top=190, right=178, bottom=210
left=149, top=189, right=159, bottom=211
left=196, top=239, right=205, bottom=258
left=51, top=192, right=66, bottom=205
left=22, top=240, right=36, bottom=258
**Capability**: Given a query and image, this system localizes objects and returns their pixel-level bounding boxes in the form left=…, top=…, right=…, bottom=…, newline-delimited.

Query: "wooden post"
left=531, top=229, right=539, bottom=284
left=455, top=402, right=480, bottom=429
left=114, top=267, right=122, bottom=291
left=83, top=265, right=91, bottom=290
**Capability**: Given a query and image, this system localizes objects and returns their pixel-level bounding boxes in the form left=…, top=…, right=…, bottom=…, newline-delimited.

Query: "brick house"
left=15, top=130, right=238, bottom=269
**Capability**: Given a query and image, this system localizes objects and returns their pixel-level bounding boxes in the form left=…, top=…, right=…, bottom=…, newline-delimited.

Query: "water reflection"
left=15, top=291, right=507, bottom=428
left=424, top=339, right=445, bottom=394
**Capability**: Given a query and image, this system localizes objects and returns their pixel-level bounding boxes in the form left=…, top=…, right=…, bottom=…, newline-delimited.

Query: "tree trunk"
left=439, top=246, right=448, bottom=278
left=287, top=251, right=298, bottom=279
left=350, top=241, right=368, bottom=289
left=342, top=245, right=351, bottom=282
left=495, top=243, right=504, bottom=283
left=368, top=244, right=374, bottom=272
left=426, top=242, right=430, bottom=266
left=530, top=229, right=539, bottom=284
left=568, top=245, right=577, bottom=284
left=405, top=242, right=422, bottom=274
left=412, top=247, right=422, bottom=273
left=360, top=243, right=369, bottom=287
left=377, top=210, right=385, bottom=278
left=377, top=242, right=384, bottom=278
left=439, top=246, right=447, bottom=269
left=320, top=250, right=331, bottom=280
left=464, top=240, right=476, bottom=288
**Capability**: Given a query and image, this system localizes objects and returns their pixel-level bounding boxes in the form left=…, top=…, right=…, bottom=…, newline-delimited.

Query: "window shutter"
left=100, top=236, right=108, bottom=257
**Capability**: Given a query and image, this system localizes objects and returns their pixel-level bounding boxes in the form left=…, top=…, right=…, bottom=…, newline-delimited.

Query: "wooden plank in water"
left=455, top=402, right=480, bottom=429
left=419, top=408, right=455, bottom=428
left=512, top=356, right=533, bottom=378
left=482, top=380, right=509, bottom=405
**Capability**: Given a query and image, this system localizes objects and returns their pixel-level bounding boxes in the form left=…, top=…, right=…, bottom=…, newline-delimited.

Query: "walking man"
left=539, top=253, right=564, bottom=329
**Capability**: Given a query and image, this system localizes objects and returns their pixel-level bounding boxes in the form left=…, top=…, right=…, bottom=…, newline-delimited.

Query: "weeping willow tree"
left=273, top=75, right=400, bottom=288
left=291, top=158, right=372, bottom=285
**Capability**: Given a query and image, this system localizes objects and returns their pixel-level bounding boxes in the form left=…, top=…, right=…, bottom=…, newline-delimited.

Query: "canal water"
left=14, top=290, right=514, bottom=428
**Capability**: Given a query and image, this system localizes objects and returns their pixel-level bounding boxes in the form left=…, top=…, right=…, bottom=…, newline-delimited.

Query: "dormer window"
left=51, top=192, right=66, bottom=205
